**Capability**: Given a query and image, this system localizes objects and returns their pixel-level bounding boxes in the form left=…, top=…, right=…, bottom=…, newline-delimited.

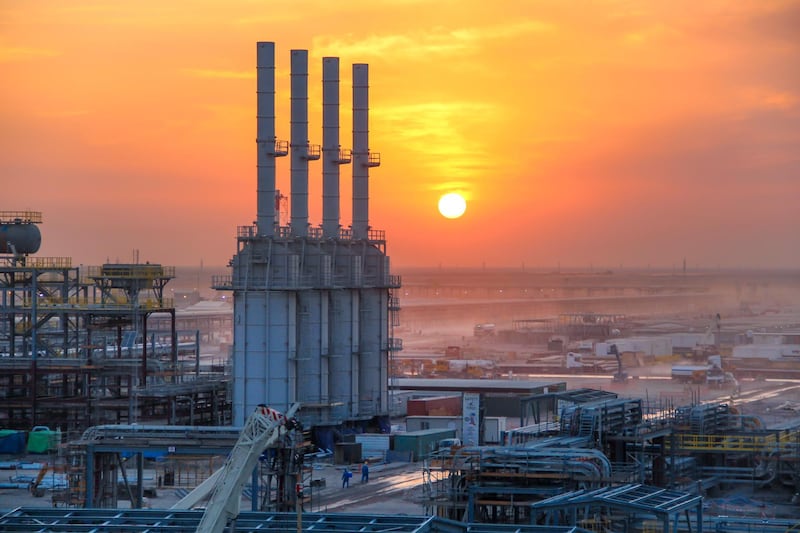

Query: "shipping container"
left=406, top=395, right=462, bottom=417
left=732, top=344, right=800, bottom=360
left=668, top=333, right=711, bottom=352
left=393, top=428, right=456, bottom=461
left=483, top=394, right=522, bottom=418
left=596, top=337, right=673, bottom=357
left=482, top=416, right=507, bottom=444
left=355, top=434, right=391, bottom=460
left=334, top=442, right=362, bottom=465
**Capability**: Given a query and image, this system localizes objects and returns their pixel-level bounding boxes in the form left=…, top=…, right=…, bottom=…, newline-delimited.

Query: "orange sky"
left=2, top=0, right=798, bottom=269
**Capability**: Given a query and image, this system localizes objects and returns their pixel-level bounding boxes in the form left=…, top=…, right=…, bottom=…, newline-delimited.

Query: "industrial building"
left=211, top=43, right=401, bottom=429
left=1, top=40, right=401, bottom=435
left=1, top=40, right=403, bottom=526
left=0, top=211, right=229, bottom=432
left=4, top=40, right=800, bottom=533
left=5, top=385, right=800, bottom=531
left=418, top=389, right=800, bottom=529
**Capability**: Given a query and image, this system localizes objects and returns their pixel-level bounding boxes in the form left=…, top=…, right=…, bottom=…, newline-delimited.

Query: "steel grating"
left=529, top=483, right=702, bottom=517
left=0, top=508, right=592, bottom=533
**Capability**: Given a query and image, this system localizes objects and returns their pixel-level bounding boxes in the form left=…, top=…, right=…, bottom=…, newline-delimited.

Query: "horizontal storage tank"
left=0, top=223, right=41, bottom=254
left=393, top=428, right=456, bottom=461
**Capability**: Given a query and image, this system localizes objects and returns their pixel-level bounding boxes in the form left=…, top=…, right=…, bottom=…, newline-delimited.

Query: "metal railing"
left=336, top=148, right=352, bottom=164
left=25, top=257, right=72, bottom=269
left=669, top=430, right=800, bottom=453
left=211, top=274, right=233, bottom=290
left=305, top=143, right=321, bottom=160
left=367, top=151, right=381, bottom=167
left=236, top=224, right=390, bottom=244
left=86, top=264, right=175, bottom=279
left=386, top=337, right=403, bottom=352
left=0, top=210, right=42, bottom=223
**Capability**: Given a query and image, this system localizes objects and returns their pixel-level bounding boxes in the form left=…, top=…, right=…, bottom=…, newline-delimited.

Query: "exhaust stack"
left=256, top=42, right=277, bottom=236
left=322, top=57, right=346, bottom=238
left=290, top=49, right=310, bottom=237
left=322, top=57, right=339, bottom=238
left=352, top=64, right=371, bottom=240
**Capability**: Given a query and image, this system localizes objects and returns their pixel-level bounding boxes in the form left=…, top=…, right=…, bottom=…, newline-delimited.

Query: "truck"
left=473, top=323, right=496, bottom=337
left=671, top=364, right=715, bottom=384
left=565, top=352, right=584, bottom=371
left=671, top=355, right=737, bottom=388
left=565, top=352, right=602, bottom=373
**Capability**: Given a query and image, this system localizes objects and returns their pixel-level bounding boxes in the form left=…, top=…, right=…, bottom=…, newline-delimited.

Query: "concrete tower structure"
left=214, top=42, right=401, bottom=427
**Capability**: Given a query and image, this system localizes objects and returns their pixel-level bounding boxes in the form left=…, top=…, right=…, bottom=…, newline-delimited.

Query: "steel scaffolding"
left=0, top=257, right=228, bottom=431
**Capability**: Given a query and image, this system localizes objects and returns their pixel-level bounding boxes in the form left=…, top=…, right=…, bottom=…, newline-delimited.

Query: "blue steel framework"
left=0, top=509, right=592, bottom=533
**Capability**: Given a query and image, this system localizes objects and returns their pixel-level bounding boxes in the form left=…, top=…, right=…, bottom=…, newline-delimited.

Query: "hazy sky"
left=2, top=1, right=798, bottom=269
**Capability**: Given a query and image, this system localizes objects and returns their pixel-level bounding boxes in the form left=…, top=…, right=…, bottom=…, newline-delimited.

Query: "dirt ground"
left=306, top=461, right=425, bottom=515
left=0, top=458, right=427, bottom=516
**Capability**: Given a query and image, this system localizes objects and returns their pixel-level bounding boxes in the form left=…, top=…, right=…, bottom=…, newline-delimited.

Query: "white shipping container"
left=595, top=337, right=672, bottom=357
left=732, top=344, right=800, bottom=360
left=482, top=417, right=507, bottom=444
left=405, top=416, right=461, bottom=439
left=668, top=333, right=711, bottom=350
left=355, top=434, right=391, bottom=459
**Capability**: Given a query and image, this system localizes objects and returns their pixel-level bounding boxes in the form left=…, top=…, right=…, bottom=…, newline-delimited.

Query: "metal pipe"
left=490, top=447, right=613, bottom=479
left=290, top=49, right=309, bottom=237
left=256, top=42, right=277, bottom=236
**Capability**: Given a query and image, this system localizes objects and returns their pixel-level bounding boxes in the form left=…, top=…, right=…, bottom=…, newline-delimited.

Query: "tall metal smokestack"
left=256, top=42, right=277, bottom=236
left=290, top=50, right=310, bottom=237
left=322, top=57, right=343, bottom=239
left=352, top=63, right=373, bottom=240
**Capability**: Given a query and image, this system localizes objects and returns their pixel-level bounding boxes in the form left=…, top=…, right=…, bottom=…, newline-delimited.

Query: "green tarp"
left=26, top=429, right=59, bottom=453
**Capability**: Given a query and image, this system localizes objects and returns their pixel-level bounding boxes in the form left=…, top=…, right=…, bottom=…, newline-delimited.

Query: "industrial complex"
left=2, top=41, right=800, bottom=533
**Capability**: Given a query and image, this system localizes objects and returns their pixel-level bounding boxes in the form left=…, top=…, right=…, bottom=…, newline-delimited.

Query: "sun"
left=438, top=192, right=467, bottom=219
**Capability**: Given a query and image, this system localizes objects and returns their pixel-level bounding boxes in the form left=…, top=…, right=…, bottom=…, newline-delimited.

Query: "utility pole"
left=296, top=472, right=303, bottom=532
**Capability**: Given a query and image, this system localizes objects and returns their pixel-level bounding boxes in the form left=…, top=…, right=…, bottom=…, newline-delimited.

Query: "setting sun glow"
left=438, top=193, right=467, bottom=219
left=1, top=1, right=797, bottom=268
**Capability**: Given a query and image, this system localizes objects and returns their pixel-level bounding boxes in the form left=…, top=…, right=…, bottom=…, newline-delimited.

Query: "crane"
left=608, top=344, right=628, bottom=382
left=693, top=313, right=721, bottom=360
left=172, top=403, right=301, bottom=533
left=29, top=463, right=51, bottom=497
